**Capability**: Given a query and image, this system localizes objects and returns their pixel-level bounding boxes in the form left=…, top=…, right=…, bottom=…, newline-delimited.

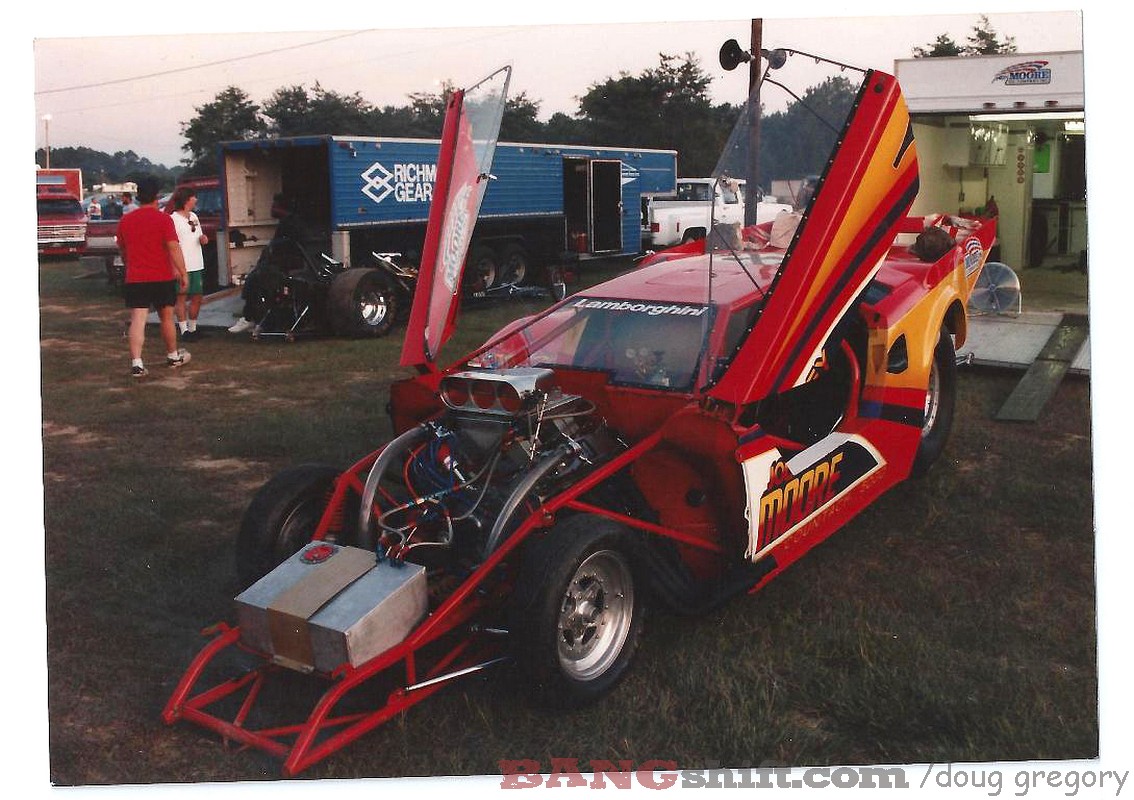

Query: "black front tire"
left=328, top=268, right=399, bottom=337
left=510, top=516, right=645, bottom=707
left=236, top=464, right=342, bottom=587
left=910, top=329, right=957, bottom=478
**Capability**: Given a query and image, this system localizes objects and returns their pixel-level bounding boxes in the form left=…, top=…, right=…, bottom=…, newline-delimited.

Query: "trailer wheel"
left=546, top=264, right=568, bottom=301
left=105, top=256, right=124, bottom=288
left=500, top=243, right=529, bottom=286
left=510, top=515, right=645, bottom=707
left=236, top=464, right=344, bottom=587
left=910, top=328, right=957, bottom=478
left=465, top=245, right=498, bottom=294
left=327, top=268, right=398, bottom=337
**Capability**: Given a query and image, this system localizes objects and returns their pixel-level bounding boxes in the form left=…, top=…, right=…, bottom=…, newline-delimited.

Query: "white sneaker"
left=167, top=349, right=192, bottom=368
left=228, top=318, right=254, bottom=333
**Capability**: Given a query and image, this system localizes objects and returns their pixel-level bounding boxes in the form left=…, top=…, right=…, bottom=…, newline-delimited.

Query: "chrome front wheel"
left=510, top=516, right=645, bottom=706
left=557, top=549, right=635, bottom=682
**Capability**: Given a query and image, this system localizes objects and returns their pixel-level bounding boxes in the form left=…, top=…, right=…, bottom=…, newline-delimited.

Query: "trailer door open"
left=590, top=159, right=622, bottom=253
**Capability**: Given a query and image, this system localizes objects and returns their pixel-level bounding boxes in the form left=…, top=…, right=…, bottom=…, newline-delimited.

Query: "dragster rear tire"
left=910, top=328, right=957, bottom=478
left=465, top=245, right=499, bottom=294
left=500, top=243, right=530, bottom=286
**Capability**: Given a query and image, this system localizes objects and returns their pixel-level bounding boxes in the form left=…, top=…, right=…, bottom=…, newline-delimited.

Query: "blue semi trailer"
left=217, top=135, right=678, bottom=288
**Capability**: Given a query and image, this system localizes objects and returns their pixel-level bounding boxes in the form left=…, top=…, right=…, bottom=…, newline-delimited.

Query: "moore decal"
left=992, top=60, right=1052, bottom=87
left=361, top=161, right=438, bottom=205
left=741, top=433, right=884, bottom=560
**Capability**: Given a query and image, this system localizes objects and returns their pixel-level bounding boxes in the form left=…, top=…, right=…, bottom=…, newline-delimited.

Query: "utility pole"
left=744, top=19, right=762, bottom=225
left=42, top=114, right=52, bottom=169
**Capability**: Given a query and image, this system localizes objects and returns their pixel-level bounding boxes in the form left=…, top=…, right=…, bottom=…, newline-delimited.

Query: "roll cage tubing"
left=162, top=424, right=740, bottom=775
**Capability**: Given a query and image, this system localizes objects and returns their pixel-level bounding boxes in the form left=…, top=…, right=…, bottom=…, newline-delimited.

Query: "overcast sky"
left=31, top=3, right=1087, bottom=168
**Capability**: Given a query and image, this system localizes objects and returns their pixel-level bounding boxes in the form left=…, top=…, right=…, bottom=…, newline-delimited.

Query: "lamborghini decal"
left=571, top=298, right=707, bottom=317
left=742, top=433, right=885, bottom=561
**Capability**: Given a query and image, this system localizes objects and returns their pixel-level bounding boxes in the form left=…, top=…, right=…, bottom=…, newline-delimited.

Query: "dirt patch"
left=185, top=456, right=264, bottom=473
left=42, top=422, right=109, bottom=447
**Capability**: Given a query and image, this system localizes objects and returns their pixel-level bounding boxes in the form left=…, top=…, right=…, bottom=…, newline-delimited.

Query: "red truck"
left=36, top=168, right=87, bottom=257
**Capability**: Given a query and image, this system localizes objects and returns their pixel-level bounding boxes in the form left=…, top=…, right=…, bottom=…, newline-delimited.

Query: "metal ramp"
left=956, top=312, right=1090, bottom=422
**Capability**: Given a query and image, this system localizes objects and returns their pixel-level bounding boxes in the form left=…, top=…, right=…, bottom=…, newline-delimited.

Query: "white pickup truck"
left=642, top=178, right=793, bottom=249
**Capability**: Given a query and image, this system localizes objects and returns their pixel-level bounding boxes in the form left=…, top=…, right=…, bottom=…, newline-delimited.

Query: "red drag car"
left=164, top=57, right=995, bottom=775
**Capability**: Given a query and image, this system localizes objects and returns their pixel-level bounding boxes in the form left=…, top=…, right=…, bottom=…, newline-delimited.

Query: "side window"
left=721, top=185, right=740, bottom=205
left=722, top=302, right=759, bottom=360
left=196, top=189, right=223, bottom=216
left=678, top=182, right=712, bottom=202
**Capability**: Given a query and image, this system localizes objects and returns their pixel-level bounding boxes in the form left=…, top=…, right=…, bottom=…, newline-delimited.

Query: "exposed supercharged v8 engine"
left=359, top=368, right=624, bottom=567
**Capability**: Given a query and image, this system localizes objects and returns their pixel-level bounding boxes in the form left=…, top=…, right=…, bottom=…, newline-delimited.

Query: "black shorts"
left=124, top=280, right=178, bottom=310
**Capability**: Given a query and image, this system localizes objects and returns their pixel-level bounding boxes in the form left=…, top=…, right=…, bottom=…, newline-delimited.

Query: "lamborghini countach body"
left=163, top=58, right=996, bottom=776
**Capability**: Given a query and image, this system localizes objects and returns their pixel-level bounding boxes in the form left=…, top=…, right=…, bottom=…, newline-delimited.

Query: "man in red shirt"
left=117, top=176, right=190, bottom=377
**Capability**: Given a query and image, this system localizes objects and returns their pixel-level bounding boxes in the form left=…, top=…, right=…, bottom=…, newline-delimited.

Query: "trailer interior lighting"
left=970, top=111, right=1084, bottom=123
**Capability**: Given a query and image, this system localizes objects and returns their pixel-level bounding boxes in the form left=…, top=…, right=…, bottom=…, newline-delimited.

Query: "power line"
left=34, top=29, right=373, bottom=95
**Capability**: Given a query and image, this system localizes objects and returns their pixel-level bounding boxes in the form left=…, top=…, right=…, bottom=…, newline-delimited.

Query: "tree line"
left=33, top=145, right=181, bottom=190
left=176, top=52, right=864, bottom=186
left=176, top=54, right=748, bottom=179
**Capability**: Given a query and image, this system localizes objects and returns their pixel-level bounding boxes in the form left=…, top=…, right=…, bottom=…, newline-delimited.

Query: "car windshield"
left=469, top=297, right=713, bottom=391
left=711, top=50, right=859, bottom=204
left=469, top=51, right=875, bottom=394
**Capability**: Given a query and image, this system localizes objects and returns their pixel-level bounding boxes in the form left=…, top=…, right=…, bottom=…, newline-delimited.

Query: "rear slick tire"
left=328, top=268, right=398, bottom=337
left=910, top=329, right=957, bottom=478
left=510, top=516, right=645, bottom=707
left=465, top=246, right=499, bottom=294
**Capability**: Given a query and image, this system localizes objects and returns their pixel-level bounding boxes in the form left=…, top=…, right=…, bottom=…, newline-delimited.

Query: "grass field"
left=38, top=256, right=1097, bottom=785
